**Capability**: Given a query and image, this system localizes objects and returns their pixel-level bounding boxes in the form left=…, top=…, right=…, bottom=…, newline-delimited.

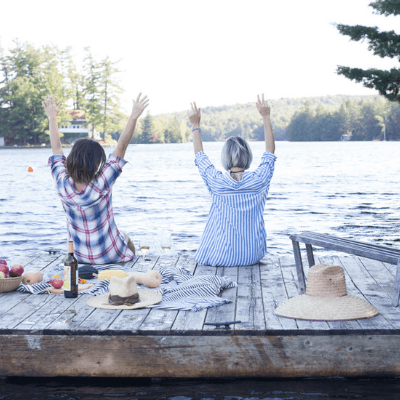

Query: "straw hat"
left=86, top=275, right=162, bottom=310
left=275, top=264, right=378, bottom=321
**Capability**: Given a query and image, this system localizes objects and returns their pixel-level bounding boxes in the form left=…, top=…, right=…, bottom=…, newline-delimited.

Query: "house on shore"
left=59, top=110, right=101, bottom=142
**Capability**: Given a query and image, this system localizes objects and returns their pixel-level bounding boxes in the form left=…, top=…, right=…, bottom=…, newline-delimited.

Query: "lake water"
left=1, top=141, right=400, bottom=399
left=0, top=141, right=399, bottom=260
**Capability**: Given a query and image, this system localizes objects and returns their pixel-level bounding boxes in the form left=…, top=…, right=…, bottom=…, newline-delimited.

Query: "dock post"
left=392, top=258, right=400, bottom=307
left=292, top=240, right=306, bottom=294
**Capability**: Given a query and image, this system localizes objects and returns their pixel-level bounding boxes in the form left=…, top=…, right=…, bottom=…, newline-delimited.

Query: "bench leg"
left=306, top=244, right=315, bottom=267
left=392, top=258, right=400, bottom=307
left=292, top=240, right=306, bottom=294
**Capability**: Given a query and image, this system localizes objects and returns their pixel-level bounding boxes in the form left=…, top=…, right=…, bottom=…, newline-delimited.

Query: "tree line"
left=1, top=40, right=399, bottom=145
left=286, top=97, right=400, bottom=141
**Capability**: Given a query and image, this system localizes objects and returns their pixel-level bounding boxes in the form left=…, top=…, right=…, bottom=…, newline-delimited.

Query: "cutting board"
left=47, top=283, right=95, bottom=294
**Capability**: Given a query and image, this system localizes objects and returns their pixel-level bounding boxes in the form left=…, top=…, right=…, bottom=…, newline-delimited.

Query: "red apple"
left=0, top=271, right=6, bottom=279
left=9, top=264, right=24, bottom=277
left=51, top=278, right=64, bottom=289
left=0, top=259, right=7, bottom=266
left=0, top=265, right=9, bottom=278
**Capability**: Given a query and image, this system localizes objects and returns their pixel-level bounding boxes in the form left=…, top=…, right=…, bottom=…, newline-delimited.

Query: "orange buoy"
left=28, top=166, right=34, bottom=172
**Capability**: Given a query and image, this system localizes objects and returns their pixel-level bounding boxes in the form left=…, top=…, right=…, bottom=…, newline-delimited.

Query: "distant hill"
left=154, top=94, right=381, bottom=141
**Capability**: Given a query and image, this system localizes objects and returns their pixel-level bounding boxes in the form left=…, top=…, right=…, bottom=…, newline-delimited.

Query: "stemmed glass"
left=160, top=232, right=173, bottom=255
left=139, top=237, right=151, bottom=258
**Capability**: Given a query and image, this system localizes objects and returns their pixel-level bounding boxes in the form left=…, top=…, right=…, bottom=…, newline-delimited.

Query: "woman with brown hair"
left=43, top=93, right=149, bottom=264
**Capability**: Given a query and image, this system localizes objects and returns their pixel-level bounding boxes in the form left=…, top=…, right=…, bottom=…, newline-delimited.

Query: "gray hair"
left=221, top=136, right=253, bottom=171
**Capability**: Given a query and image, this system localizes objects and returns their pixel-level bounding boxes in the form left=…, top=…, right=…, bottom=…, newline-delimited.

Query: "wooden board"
left=3, top=334, right=400, bottom=378
left=3, top=254, right=400, bottom=338
left=260, top=258, right=297, bottom=331
left=203, top=265, right=238, bottom=333
left=47, top=283, right=94, bottom=294
left=171, top=258, right=208, bottom=334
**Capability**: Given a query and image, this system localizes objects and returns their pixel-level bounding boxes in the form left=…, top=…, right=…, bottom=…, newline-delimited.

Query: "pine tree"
left=336, top=0, right=400, bottom=103
left=141, top=113, right=155, bottom=143
left=83, top=47, right=102, bottom=139
left=99, top=56, right=123, bottom=141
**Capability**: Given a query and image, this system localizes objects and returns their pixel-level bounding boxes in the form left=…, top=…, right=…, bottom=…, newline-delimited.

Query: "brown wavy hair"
left=66, top=139, right=106, bottom=184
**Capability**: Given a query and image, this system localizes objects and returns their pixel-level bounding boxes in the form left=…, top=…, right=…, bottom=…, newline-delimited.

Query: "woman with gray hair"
left=187, top=95, right=276, bottom=267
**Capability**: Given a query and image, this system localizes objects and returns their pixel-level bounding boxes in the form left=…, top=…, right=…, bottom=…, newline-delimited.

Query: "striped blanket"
left=16, top=264, right=237, bottom=312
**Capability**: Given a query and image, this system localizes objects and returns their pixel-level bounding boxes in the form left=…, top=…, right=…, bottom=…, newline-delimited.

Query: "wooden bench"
left=289, top=231, right=400, bottom=306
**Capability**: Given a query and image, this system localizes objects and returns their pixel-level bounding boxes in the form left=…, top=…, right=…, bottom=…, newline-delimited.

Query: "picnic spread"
left=1, top=259, right=237, bottom=313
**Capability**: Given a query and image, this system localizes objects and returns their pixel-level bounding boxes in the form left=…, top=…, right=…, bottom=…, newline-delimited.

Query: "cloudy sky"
left=1, top=0, right=398, bottom=115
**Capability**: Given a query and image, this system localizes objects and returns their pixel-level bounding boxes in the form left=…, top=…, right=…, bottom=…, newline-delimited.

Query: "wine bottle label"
left=64, top=266, right=71, bottom=291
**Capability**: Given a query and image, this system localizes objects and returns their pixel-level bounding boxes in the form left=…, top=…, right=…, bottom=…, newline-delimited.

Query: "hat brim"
left=86, top=289, right=162, bottom=310
left=275, top=294, right=378, bottom=321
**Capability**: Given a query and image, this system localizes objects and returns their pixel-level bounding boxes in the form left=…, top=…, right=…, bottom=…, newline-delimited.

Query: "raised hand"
left=187, top=102, right=201, bottom=126
left=131, top=93, right=149, bottom=120
left=256, top=94, right=270, bottom=118
left=42, top=94, right=62, bottom=120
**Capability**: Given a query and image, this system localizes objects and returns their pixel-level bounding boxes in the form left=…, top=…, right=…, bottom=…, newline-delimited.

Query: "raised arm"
left=188, top=102, right=203, bottom=155
left=256, top=94, right=275, bottom=154
left=113, top=93, right=149, bottom=159
left=42, top=95, right=63, bottom=156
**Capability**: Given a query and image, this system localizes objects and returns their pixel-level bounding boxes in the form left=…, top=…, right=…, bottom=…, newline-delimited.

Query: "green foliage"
left=0, top=41, right=68, bottom=144
left=0, top=41, right=127, bottom=145
left=336, top=0, right=400, bottom=103
left=99, top=56, right=123, bottom=140
left=370, top=0, right=400, bottom=16
left=83, top=47, right=102, bottom=139
left=141, top=113, right=156, bottom=144
left=285, top=97, right=399, bottom=141
left=155, top=94, right=387, bottom=143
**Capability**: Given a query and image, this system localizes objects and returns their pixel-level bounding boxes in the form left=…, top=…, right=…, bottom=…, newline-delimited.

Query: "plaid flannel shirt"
left=48, top=153, right=134, bottom=264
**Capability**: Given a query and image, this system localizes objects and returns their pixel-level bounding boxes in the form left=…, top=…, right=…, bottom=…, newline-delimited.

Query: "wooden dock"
left=1, top=251, right=400, bottom=378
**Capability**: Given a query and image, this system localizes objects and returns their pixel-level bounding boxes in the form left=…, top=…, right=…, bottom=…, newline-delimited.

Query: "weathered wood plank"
left=203, top=265, right=238, bottom=333
left=45, top=294, right=96, bottom=332
left=234, top=264, right=265, bottom=333
left=291, top=241, right=306, bottom=294
left=3, top=334, right=400, bottom=378
left=392, top=258, right=400, bottom=307
left=290, top=232, right=400, bottom=264
left=171, top=257, right=209, bottom=334
left=0, top=253, right=66, bottom=327
left=3, top=253, right=400, bottom=338
left=334, top=256, right=397, bottom=329
left=260, top=258, right=296, bottom=330
left=7, top=253, right=79, bottom=331
left=305, top=244, right=315, bottom=267
left=0, top=293, right=53, bottom=330
left=358, top=257, right=396, bottom=298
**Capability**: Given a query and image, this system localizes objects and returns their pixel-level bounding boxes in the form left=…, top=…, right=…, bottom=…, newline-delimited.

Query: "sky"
left=1, top=0, right=399, bottom=115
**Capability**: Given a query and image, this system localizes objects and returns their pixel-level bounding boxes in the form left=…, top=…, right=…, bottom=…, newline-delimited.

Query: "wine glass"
left=139, top=237, right=151, bottom=258
left=160, top=232, right=173, bottom=255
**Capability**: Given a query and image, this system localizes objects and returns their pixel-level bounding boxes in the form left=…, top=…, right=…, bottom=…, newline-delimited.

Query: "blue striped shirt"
left=194, top=151, right=276, bottom=267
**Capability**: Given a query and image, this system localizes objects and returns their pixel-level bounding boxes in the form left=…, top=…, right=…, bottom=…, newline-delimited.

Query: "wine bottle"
left=64, top=241, right=78, bottom=298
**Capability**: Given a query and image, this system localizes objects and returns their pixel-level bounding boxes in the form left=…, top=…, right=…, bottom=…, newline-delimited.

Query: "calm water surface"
left=2, top=376, right=400, bottom=400
left=0, top=141, right=399, bottom=259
